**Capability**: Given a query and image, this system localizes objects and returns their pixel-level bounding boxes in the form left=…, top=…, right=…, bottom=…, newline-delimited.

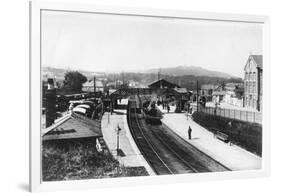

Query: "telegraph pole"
left=94, top=76, right=96, bottom=94
left=122, top=72, right=125, bottom=88
left=158, top=68, right=162, bottom=89
left=197, top=80, right=199, bottom=112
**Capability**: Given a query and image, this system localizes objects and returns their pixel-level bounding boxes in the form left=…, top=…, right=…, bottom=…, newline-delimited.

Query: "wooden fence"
left=191, top=104, right=262, bottom=124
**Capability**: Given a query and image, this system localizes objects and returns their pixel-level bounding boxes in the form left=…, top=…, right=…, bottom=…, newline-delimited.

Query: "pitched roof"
left=244, top=55, right=263, bottom=70
left=225, top=82, right=244, bottom=90
left=42, top=113, right=102, bottom=141
left=201, top=84, right=218, bottom=90
left=83, top=79, right=103, bottom=87
left=251, top=55, right=263, bottom=69
left=148, top=79, right=180, bottom=88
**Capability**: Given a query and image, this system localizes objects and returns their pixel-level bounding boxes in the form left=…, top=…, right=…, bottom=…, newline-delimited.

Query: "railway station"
left=43, top=78, right=262, bottom=176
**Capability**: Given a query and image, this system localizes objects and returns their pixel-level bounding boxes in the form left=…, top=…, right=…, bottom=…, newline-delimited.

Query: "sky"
left=41, top=10, right=263, bottom=78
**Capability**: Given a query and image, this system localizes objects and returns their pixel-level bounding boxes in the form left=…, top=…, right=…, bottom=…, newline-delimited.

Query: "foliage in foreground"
left=192, top=112, right=262, bottom=156
left=42, top=139, right=148, bottom=181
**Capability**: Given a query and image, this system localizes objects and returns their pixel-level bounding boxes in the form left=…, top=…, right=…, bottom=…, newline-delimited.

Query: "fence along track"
left=138, top=94, right=229, bottom=173
left=191, top=104, right=262, bottom=124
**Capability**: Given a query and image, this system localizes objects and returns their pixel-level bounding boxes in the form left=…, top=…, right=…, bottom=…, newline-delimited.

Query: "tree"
left=221, top=81, right=226, bottom=90
left=63, top=71, right=87, bottom=92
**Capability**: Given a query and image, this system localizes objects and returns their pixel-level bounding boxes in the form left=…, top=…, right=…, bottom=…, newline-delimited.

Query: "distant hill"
left=105, top=72, right=243, bottom=90
left=144, top=65, right=236, bottom=79
left=42, top=66, right=243, bottom=90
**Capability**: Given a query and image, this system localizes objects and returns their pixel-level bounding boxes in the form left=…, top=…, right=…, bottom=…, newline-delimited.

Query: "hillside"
left=144, top=65, right=235, bottom=79
left=42, top=66, right=243, bottom=90
left=105, top=72, right=243, bottom=90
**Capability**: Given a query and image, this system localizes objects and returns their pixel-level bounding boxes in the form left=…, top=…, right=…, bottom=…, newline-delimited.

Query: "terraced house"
left=243, top=54, right=263, bottom=111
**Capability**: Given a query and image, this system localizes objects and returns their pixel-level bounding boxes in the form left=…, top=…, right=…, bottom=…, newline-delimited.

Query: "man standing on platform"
left=188, top=126, right=192, bottom=140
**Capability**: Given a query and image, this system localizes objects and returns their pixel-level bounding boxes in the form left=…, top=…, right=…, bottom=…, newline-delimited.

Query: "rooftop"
left=148, top=79, right=180, bottom=89
left=42, top=113, right=102, bottom=141
left=201, top=84, right=218, bottom=90
left=251, top=55, right=263, bottom=69
left=83, top=79, right=104, bottom=87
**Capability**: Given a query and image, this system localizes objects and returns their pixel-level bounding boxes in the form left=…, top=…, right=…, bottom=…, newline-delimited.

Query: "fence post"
left=240, top=110, right=241, bottom=120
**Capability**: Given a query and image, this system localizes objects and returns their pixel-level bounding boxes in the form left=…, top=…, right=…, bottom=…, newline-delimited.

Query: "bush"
left=192, top=112, right=262, bottom=156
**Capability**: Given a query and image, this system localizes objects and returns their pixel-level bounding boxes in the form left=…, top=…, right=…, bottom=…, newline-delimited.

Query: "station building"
left=148, top=79, right=180, bottom=89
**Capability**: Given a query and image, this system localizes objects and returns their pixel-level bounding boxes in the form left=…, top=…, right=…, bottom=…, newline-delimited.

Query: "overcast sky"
left=42, top=10, right=263, bottom=78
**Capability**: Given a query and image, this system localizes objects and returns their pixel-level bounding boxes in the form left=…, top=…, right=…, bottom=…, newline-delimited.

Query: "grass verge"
left=42, top=138, right=148, bottom=181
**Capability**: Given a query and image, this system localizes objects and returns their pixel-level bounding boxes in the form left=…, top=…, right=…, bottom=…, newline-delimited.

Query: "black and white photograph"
left=40, top=8, right=264, bottom=182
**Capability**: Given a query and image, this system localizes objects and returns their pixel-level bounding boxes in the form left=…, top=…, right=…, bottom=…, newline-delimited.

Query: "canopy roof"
left=43, top=113, right=102, bottom=141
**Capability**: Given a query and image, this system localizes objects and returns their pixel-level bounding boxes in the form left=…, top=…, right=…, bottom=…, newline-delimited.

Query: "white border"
left=30, top=1, right=270, bottom=192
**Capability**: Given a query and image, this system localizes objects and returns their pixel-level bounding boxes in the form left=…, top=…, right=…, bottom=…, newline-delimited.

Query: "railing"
left=191, top=104, right=262, bottom=124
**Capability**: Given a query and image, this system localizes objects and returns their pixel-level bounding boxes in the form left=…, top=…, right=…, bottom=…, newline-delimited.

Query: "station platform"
left=101, top=109, right=155, bottom=175
left=157, top=105, right=262, bottom=171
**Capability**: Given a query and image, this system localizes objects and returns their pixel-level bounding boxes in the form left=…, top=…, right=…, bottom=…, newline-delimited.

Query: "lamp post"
left=108, top=106, right=110, bottom=124
left=115, top=124, right=122, bottom=156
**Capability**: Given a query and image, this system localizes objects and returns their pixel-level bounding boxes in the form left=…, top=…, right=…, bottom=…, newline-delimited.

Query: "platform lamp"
left=115, top=123, right=122, bottom=156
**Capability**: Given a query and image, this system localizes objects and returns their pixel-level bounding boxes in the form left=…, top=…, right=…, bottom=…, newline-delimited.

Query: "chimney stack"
left=45, top=78, right=56, bottom=128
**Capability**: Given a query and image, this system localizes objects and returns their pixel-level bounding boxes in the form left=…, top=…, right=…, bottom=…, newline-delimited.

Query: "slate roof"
left=83, top=79, right=104, bottom=87
left=148, top=79, right=180, bottom=89
left=42, top=113, right=102, bottom=141
left=251, top=55, right=263, bottom=69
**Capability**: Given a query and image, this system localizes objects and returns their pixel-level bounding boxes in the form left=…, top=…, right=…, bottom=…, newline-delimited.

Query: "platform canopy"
left=42, top=113, right=102, bottom=141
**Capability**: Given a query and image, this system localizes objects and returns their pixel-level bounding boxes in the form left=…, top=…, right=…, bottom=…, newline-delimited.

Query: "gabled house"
left=211, top=82, right=244, bottom=107
left=82, top=78, right=104, bottom=93
left=244, top=55, right=263, bottom=111
left=201, top=84, right=218, bottom=101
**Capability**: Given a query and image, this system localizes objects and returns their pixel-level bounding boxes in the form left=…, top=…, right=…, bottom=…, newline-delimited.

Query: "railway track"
left=147, top=124, right=210, bottom=173
left=128, top=95, right=229, bottom=174
left=127, top=104, right=174, bottom=175
left=127, top=96, right=197, bottom=174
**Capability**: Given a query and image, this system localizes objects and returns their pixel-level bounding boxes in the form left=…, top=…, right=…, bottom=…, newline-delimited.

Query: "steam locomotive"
left=142, top=100, right=163, bottom=125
